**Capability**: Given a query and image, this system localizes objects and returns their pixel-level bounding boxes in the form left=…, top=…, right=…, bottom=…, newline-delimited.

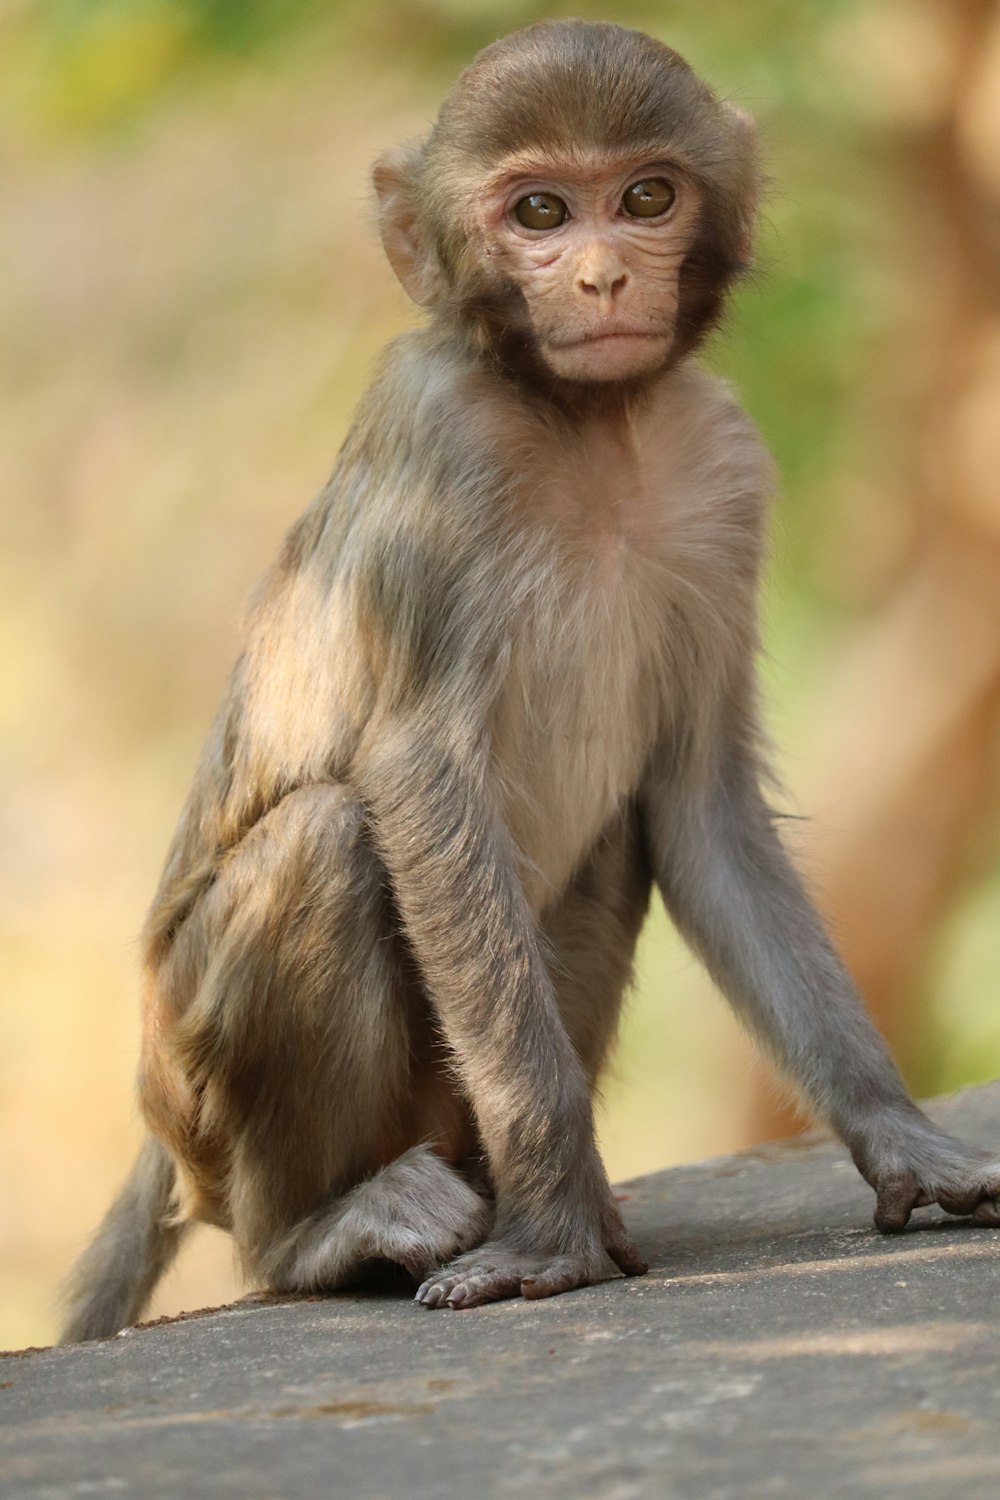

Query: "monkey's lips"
left=542, top=328, right=671, bottom=382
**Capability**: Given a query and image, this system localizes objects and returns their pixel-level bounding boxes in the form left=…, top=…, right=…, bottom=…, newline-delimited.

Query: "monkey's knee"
left=153, top=781, right=389, bottom=1030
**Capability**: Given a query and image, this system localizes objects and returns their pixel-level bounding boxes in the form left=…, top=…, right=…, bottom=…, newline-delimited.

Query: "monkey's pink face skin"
left=479, top=152, right=702, bottom=383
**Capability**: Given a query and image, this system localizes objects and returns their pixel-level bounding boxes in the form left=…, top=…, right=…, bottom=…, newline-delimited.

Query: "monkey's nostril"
left=578, top=273, right=628, bottom=298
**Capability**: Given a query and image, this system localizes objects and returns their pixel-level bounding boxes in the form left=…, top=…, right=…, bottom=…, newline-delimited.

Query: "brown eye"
left=513, top=192, right=568, bottom=230
left=622, top=178, right=676, bottom=218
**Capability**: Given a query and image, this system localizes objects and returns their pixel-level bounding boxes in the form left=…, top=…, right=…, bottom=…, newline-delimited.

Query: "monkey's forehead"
left=430, top=21, right=721, bottom=165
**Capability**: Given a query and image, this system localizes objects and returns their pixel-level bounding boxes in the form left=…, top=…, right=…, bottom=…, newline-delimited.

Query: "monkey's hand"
left=853, top=1120, right=1000, bottom=1233
left=414, top=1196, right=647, bottom=1309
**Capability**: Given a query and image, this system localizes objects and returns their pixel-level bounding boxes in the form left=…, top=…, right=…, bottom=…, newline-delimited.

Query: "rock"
left=2, top=1084, right=998, bottom=1499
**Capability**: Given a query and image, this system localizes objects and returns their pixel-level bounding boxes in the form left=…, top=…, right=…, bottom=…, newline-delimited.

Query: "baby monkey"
left=62, top=20, right=1000, bottom=1340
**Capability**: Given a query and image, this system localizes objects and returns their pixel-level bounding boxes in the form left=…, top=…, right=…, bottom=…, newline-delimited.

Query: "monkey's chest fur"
left=491, top=545, right=664, bottom=912
left=487, top=372, right=762, bottom=912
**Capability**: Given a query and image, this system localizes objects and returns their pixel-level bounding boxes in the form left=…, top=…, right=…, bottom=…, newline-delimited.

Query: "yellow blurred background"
left=3, top=0, right=999, bottom=1351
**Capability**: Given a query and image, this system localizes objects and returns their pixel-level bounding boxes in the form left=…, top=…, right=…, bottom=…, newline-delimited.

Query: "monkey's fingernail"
left=521, top=1276, right=536, bottom=1286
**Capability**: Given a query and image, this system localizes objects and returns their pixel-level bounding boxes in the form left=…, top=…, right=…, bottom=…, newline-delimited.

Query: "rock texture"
left=3, top=1084, right=998, bottom=1498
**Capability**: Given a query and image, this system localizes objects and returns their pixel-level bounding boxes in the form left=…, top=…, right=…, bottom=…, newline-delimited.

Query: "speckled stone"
left=3, top=1084, right=998, bottom=1499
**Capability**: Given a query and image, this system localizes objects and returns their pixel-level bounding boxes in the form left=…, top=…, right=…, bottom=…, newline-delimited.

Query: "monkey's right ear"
left=721, top=104, right=760, bottom=266
left=373, top=141, right=441, bottom=307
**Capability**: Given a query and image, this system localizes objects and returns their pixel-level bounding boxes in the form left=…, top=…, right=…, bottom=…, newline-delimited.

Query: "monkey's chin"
left=541, top=333, right=672, bottom=385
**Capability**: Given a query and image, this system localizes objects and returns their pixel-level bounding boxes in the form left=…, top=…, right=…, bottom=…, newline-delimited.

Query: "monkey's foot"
left=267, top=1146, right=491, bottom=1293
left=415, top=1235, right=646, bottom=1309
left=866, top=1132, right=1000, bottom=1233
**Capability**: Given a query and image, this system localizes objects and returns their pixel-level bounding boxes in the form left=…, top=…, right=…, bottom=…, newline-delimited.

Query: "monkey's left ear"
left=373, top=141, right=441, bottom=307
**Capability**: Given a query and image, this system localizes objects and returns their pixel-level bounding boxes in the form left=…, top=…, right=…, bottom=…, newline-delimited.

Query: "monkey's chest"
left=491, top=571, right=663, bottom=912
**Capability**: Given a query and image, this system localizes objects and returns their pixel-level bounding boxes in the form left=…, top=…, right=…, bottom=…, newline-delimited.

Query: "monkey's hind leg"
left=152, top=781, right=490, bottom=1301
left=262, top=1144, right=491, bottom=1293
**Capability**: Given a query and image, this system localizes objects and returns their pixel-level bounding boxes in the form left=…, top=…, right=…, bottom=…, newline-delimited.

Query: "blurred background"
left=2, top=0, right=999, bottom=1350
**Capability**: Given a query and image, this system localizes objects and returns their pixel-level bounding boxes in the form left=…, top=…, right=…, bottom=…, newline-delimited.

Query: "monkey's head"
left=374, top=21, right=758, bottom=390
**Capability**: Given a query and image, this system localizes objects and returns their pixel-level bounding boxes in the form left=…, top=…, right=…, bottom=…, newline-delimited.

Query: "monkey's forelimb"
left=360, top=725, right=647, bottom=1307
left=59, top=1135, right=188, bottom=1343
left=643, top=713, right=1000, bottom=1233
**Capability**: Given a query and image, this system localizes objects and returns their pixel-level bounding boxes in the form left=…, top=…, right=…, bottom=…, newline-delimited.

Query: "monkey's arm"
left=358, top=709, right=646, bottom=1302
left=641, top=708, right=1000, bottom=1231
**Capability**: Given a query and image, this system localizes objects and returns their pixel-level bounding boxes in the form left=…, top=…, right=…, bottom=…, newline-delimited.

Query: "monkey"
left=60, top=20, right=1000, bottom=1342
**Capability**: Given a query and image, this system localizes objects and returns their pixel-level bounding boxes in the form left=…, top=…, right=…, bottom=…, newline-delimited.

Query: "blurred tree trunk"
left=748, top=0, right=1000, bottom=1141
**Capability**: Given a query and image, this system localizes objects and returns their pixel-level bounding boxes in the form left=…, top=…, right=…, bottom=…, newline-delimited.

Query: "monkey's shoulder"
left=355, top=330, right=526, bottom=482
left=652, top=364, right=774, bottom=515
left=242, top=332, right=515, bottom=617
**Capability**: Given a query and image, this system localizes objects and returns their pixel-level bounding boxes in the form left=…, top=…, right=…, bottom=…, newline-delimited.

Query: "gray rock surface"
left=3, top=1084, right=999, bottom=1499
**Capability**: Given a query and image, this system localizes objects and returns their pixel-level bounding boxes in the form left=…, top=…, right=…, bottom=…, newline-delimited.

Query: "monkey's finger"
left=936, top=1186, right=987, bottom=1217
left=973, top=1196, right=1000, bottom=1226
left=415, top=1278, right=455, bottom=1308
left=520, top=1257, right=586, bottom=1300
left=873, top=1178, right=916, bottom=1233
left=445, top=1270, right=524, bottom=1308
left=605, top=1233, right=648, bottom=1277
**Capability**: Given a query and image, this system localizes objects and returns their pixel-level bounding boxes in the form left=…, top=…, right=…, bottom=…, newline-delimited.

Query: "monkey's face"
left=477, top=153, right=702, bottom=385
left=375, top=25, right=757, bottom=382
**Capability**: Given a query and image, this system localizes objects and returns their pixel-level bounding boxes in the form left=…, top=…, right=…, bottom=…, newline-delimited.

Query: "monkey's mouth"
left=540, top=327, right=672, bottom=384
left=552, top=329, right=668, bottom=350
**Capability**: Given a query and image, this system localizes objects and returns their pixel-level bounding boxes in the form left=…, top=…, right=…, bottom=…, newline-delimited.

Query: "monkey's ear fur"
left=373, top=141, right=441, bottom=307
left=721, top=103, right=760, bottom=267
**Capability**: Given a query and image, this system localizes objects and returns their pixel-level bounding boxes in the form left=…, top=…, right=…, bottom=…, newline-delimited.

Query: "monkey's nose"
left=577, top=270, right=629, bottom=301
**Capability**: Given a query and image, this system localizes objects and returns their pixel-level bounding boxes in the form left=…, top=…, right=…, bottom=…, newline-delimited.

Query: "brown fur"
left=61, top=21, right=999, bottom=1342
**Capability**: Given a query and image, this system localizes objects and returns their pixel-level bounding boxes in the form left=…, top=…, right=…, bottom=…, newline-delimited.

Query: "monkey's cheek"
left=540, top=335, right=671, bottom=384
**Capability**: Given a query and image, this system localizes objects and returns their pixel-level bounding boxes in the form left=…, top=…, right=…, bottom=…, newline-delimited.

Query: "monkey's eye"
left=513, top=192, right=568, bottom=230
left=622, top=179, right=676, bottom=218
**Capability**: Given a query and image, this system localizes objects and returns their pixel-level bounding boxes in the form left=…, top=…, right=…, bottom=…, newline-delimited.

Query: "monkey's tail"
left=59, top=1135, right=188, bottom=1344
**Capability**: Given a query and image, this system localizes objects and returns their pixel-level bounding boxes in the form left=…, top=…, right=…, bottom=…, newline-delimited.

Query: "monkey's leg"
left=642, top=732, right=1000, bottom=1233
left=416, top=810, right=651, bottom=1308
left=151, top=782, right=489, bottom=1295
